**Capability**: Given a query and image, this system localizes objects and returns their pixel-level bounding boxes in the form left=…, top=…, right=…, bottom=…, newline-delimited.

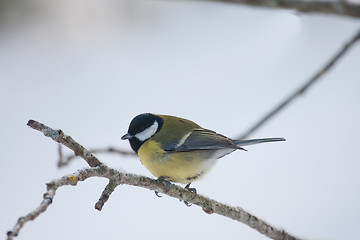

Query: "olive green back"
left=152, top=114, right=201, bottom=150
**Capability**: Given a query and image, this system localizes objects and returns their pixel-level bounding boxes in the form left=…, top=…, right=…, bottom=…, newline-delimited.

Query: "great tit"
left=121, top=113, right=285, bottom=185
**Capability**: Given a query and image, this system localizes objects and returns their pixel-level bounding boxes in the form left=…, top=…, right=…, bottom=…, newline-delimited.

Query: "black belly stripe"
left=186, top=171, right=204, bottom=181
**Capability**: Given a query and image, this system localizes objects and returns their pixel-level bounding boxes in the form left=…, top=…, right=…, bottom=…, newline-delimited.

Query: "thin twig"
left=7, top=168, right=100, bottom=239
left=206, top=0, right=360, bottom=18
left=239, top=28, right=360, bottom=139
left=7, top=120, right=300, bottom=240
left=27, top=120, right=102, bottom=167
left=58, top=144, right=135, bottom=168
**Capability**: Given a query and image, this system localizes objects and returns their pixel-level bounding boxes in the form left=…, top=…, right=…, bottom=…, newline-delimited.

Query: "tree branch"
left=238, top=28, right=360, bottom=139
left=206, top=0, right=360, bottom=18
left=7, top=120, right=300, bottom=240
left=7, top=168, right=100, bottom=239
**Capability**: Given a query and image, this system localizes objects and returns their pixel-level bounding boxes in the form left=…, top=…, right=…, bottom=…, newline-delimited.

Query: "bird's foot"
left=185, top=182, right=197, bottom=194
left=154, top=176, right=172, bottom=198
left=181, top=183, right=197, bottom=207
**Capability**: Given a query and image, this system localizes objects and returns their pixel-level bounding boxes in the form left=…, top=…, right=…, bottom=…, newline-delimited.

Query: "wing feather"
left=166, top=129, right=244, bottom=152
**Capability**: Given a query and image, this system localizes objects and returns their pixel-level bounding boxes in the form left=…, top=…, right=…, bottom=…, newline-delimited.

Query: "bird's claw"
left=154, top=191, right=162, bottom=198
left=183, top=201, right=192, bottom=207
left=185, top=182, right=197, bottom=194
left=180, top=183, right=197, bottom=207
left=154, top=177, right=172, bottom=198
left=154, top=179, right=197, bottom=207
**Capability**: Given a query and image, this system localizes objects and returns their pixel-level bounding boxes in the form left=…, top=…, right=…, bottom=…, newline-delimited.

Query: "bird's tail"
left=233, top=138, right=285, bottom=147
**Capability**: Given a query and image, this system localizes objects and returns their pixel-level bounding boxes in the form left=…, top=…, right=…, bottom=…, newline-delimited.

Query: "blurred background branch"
left=238, top=28, right=360, bottom=139
left=204, top=0, right=360, bottom=18
left=57, top=144, right=135, bottom=168
left=59, top=28, right=360, bottom=166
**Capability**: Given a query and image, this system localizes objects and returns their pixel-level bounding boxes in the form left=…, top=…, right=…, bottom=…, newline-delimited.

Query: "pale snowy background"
left=1, top=1, right=360, bottom=240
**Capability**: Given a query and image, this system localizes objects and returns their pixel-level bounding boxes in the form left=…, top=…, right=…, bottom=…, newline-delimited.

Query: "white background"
left=1, top=1, right=360, bottom=239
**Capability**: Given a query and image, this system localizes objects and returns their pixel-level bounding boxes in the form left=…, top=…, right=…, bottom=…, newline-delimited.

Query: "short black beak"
left=121, top=133, right=133, bottom=140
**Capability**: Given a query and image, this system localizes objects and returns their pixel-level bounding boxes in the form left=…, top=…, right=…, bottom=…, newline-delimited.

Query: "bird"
left=121, top=113, right=285, bottom=190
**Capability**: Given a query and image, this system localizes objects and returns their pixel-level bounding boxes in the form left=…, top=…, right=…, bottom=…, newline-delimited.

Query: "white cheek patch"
left=135, top=121, right=159, bottom=141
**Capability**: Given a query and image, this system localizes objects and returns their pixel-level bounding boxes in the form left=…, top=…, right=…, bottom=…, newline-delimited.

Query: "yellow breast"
left=137, top=140, right=215, bottom=184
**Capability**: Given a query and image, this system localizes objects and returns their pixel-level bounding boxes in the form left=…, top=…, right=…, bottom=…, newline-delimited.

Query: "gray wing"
left=165, top=129, right=244, bottom=152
